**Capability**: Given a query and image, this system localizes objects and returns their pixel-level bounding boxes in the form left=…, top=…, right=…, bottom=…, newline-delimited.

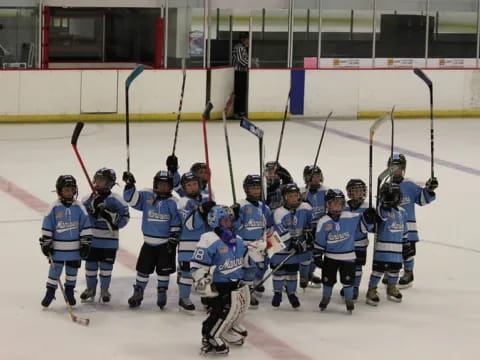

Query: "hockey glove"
left=197, top=201, right=216, bottom=222
left=426, top=177, right=438, bottom=193
left=192, top=267, right=218, bottom=297
left=304, top=228, right=315, bottom=249
left=166, top=154, right=178, bottom=174
left=39, top=237, right=53, bottom=257
left=99, top=207, right=120, bottom=230
left=167, top=233, right=179, bottom=253
left=122, top=171, right=136, bottom=189
left=86, top=194, right=105, bottom=218
left=79, top=237, right=92, bottom=260
left=363, top=207, right=377, bottom=224
left=290, top=237, right=307, bottom=253
left=230, top=203, right=240, bottom=221
left=402, top=241, right=416, bottom=260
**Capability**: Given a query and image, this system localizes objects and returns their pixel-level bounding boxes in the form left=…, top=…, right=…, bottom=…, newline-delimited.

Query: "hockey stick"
left=222, top=93, right=236, bottom=202
left=172, top=62, right=187, bottom=156
left=125, top=64, right=145, bottom=172
left=274, top=88, right=291, bottom=169
left=368, top=112, right=389, bottom=208
left=313, top=111, right=333, bottom=167
left=413, top=68, right=434, bottom=178
left=71, top=122, right=96, bottom=195
left=48, top=254, right=90, bottom=326
left=250, top=250, right=296, bottom=294
left=202, top=102, right=214, bottom=200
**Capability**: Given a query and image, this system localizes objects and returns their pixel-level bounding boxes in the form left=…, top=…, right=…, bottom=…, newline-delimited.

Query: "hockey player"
left=191, top=205, right=254, bottom=355
left=366, top=182, right=408, bottom=306
left=122, top=170, right=181, bottom=309
left=80, top=168, right=130, bottom=303
left=39, top=175, right=92, bottom=307
left=387, top=153, right=437, bottom=288
left=343, top=178, right=370, bottom=300
left=314, top=189, right=375, bottom=313
left=265, top=161, right=293, bottom=211
left=190, top=162, right=211, bottom=197
left=176, top=172, right=216, bottom=313
left=232, top=175, right=274, bottom=307
left=301, top=165, right=329, bottom=288
left=271, top=183, right=314, bottom=309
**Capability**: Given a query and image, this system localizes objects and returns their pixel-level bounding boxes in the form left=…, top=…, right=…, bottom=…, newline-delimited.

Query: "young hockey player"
left=271, top=183, right=314, bottom=309
left=301, top=165, right=329, bottom=288
left=366, top=182, right=408, bottom=306
left=387, top=153, right=437, bottom=288
left=265, top=161, right=293, bottom=211
left=39, top=175, right=92, bottom=307
left=122, top=170, right=181, bottom=309
left=314, top=189, right=375, bottom=313
left=80, top=168, right=130, bottom=303
left=191, top=205, right=254, bottom=355
left=343, top=178, right=370, bottom=300
left=176, top=172, right=216, bottom=313
left=190, top=162, right=211, bottom=197
left=232, top=174, right=274, bottom=307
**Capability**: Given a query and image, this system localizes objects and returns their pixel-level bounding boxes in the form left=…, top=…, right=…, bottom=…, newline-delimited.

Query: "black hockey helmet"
left=387, top=153, right=407, bottom=183
left=190, top=162, right=207, bottom=175
left=325, top=188, right=346, bottom=216
left=243, top=174, right=262, bottom=200
left=181, top=172, right=199, bottom=188
left=379, top=182, right=402, bottom=209
left=346, top=178, right=366, bottom=207
left=56, top=175, right=78, bottom=205
left=153, top=170, right=173, bottom=196
left=93, top=167, right=116, bottom=194
left=282, top=183, right=301, bottom=209
left=303, top=165, right=323, bottom=192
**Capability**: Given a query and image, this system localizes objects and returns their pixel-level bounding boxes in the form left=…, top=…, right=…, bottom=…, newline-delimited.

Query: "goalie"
left=191, top=205, right=258, bottom=355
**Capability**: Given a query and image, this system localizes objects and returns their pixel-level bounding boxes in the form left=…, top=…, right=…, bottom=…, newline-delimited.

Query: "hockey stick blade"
left=71, top=122, right=84, bottom=145
left=224, top=93, right=235, bottom=113
left=413, top=68, right=432, bottom=89
left=240, top=117, right=264, bottom=138
left=203, top=102, right=213, bottom=120
left=125, top=64, right=145, bottom=90
left=369, top=112, right=389, bottom=141
left=73, top=316, right=90, bottom=326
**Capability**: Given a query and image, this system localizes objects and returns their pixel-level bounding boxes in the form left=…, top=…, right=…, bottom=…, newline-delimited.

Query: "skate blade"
left=81, top=297, right=95, bottom=304
left=179, top=307, right=196, bottom=315
left=366, top=299, right=379, bottom=306
left=308, top=283, right=322, bottom=288
left=387, top=296, right=402, bottom=303
left=398, top=283, right=413, bottom=289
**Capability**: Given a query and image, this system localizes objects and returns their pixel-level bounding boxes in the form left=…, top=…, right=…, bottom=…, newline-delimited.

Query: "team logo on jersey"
left=327, top=231, right=350, bottom=243
left=56, top=220, right=79, bottom=233
left=56, top=212, right=64, bottom=219
left=219, top=245, right=228, bottom=254
left=245, top=207, right=253, bottom=214
left=389, top=212, right=395, bottom=219
left=147, top=210, right=170, bottom=222
left=325, top=224, right=333, bottom=231
left=218, top=257, right=243, bottom=274
left=401, top=196, right=410, bottom=205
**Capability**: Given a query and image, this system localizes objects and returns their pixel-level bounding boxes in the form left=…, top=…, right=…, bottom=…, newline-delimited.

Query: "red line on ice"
left=0, top=175, right=313, bottom=360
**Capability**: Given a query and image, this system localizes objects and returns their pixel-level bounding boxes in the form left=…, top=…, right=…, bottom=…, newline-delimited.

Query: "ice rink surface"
left=1, top=117, right=479, bottom=360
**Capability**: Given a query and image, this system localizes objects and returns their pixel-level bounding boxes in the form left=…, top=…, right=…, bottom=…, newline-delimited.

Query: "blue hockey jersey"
left=82, top=192, right=130, bottom=249
left=191, top=232, right=254, bottom=283
left=302, top=185, right=329, bottom=225
left=345, top=202, right=370, bottom=251
left=373, top=206, right=408, bottom=264
left=398, top=179, right=436, bottom=242
left=124, top=187, right=181, bottom=246
left=41, top=200, right=92, bottom=261
left=233, top=199, right=273, bottom=241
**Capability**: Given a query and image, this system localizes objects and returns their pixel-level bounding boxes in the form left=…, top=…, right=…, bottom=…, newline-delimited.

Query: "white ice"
left=1, top=118, right=479, bottom=360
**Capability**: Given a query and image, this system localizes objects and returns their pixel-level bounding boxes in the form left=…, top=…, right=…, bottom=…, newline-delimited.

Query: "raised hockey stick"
left=413, top=68, right=435, bottom=178
left=250, top=249, right=296, bottom=294
left=368, top=112, right=389, bottom=208
left=125, top=64, right=145, bottom=172
left=202, top=102, right=214, bottom=200
left=48, top=254, right=90, bottom=326
left=71, top=122, right=96, bottom=195
left=222, top=93, right=236, bottom=202
left=274, top=88, right=291, bottom=169
left=172, top=62, right=187, bottom=156
left=313, top=111, right=333, bottom=167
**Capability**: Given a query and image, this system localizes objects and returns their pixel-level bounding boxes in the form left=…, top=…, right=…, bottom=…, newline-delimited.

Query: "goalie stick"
left=125, top=64, right=145, bottom=172
left=413, top=68, right=435, bottom=178
left=222, top=93, right=236, bottom=202
left=48, top=254, right=90, bottom=326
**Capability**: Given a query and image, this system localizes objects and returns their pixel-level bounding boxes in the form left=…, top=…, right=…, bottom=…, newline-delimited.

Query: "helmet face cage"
left=303, top=165, right=323, bottom=185
left=181, top=172, right=200, bottom=195
left=346, top=179, right=367, bottom=202
left=380, top=183, right=402, bottom=208
left=243, top=175, right=262, bottom=198
left=56, top=175, right=78, bottom=204
left=388, top=153, right=406, bottom=182
left=325, top=189, right=346, bottom=216
left=282, top=183, right=301, bottom=208
left=207, top=205, right=231, bottom=228
left=93, top=167, right=116, bottom=193
left=153, top=170, right=173, bottom=195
